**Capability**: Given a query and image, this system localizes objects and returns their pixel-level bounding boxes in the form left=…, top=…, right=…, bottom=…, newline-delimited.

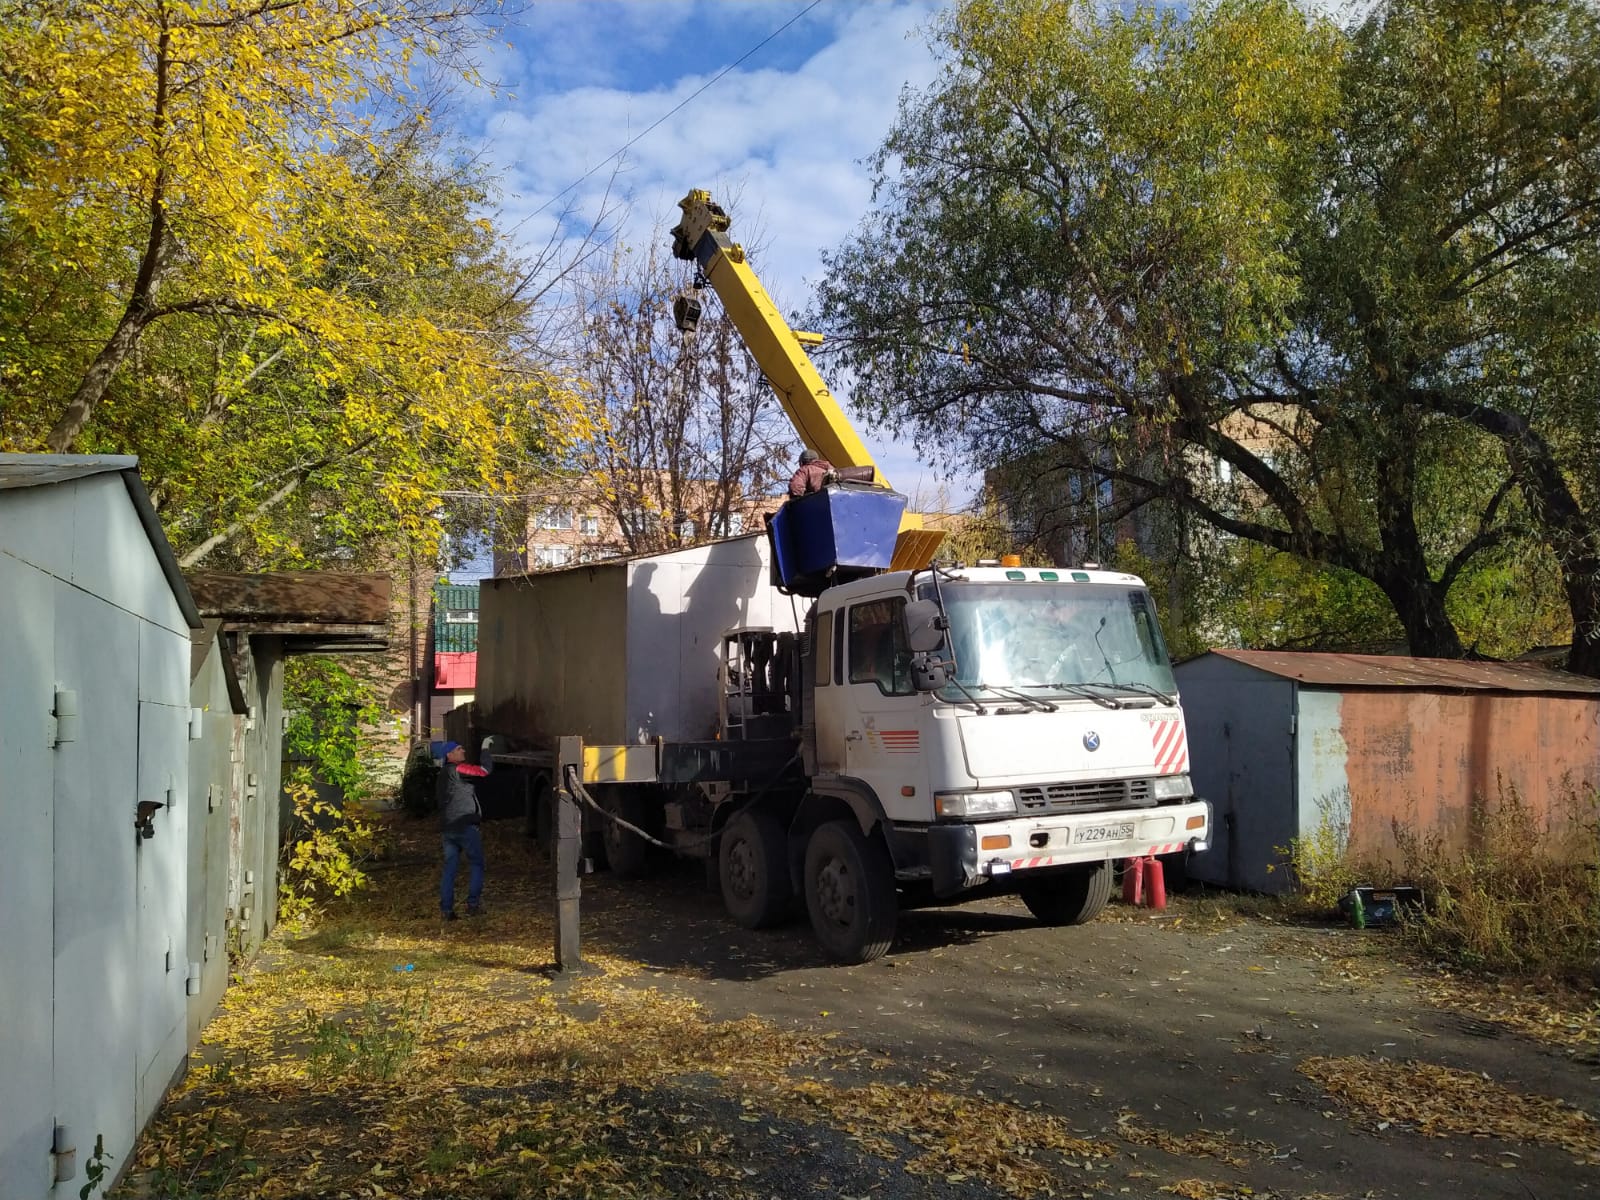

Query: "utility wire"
left=513, top=0, right=826, bottom=231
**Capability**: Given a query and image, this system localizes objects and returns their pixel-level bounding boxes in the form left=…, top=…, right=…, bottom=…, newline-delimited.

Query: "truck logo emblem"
left=1083, top=731, right=1101, bottom=751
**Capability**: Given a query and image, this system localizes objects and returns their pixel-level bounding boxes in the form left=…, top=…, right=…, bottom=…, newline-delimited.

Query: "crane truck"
left=471, top=190, right=1211, bottom=964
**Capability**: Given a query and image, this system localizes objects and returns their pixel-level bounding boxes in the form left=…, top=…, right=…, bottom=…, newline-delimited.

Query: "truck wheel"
left=599, top=786, right=652, bottom=879
left=803, top=820, right=896, bottom=964
left=1020, top=860, right=1113, bottom=926
left=719, top=809, right=794, bottom=929
left=526, top=775, right=555, bottom=856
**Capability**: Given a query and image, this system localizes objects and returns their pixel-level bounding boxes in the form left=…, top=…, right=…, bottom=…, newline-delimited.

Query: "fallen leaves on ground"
left=1116, top=1112, right=1276, bottom=1169
left=119, top=818, right=1118, bottom=1199
left=1267, top=927, right=1599, bottom=1054
left=1298, top=1055, right=1600, bottom=1165
left=1159, top=1180, right=1252, bottom=1199
left=1419, top=972, right=1600, bottom=1051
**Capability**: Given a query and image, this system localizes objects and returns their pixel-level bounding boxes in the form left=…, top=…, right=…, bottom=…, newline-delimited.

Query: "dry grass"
left=1391, top=784, right=1600, bottom=982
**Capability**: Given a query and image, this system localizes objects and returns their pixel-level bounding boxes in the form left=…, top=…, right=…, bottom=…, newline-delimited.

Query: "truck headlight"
left=934, top=790, right=1016, bottom=819
left=1152, top=775, right=1194, bottom=801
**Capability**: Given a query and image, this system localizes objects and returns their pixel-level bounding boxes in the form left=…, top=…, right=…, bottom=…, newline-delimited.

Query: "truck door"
left=812, top=606, right=848, bottom=772
left=841, top=598, right=922, bottom=810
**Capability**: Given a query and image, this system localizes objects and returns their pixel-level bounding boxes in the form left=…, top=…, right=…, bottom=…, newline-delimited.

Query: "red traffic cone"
left=1122, top=855, right=1145, bottom=906
left=1146, top=856, right=1167, bottom=910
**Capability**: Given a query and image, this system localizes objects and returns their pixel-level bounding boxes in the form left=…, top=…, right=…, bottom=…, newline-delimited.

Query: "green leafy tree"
left=280, top=658, right=384, bottom=919
left=0, top=0, right=590, bottom=567
left=815, top=0, right=1600, bottom=672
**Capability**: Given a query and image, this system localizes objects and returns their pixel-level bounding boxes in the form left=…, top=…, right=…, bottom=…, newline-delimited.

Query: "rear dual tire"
left=598, top=785, right=653, bottom=878
left=803, top=820, right=897, bottom=964
left=718, top=809, right=794, bottom=929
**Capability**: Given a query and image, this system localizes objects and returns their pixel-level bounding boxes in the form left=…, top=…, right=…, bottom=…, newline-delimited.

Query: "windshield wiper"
left=971, top=683, right=1057, bottom=713
left=1107, top=680, right=1178, bottom=706
left=943, top=676, right=988, bottom=714
left=1026, top=683, right=1124, bottom=710
left=1073, top=680, right=1177, bottom=707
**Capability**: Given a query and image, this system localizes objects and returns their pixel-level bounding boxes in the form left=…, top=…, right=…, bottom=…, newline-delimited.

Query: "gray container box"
left=476, top=534, right=801, bottom=746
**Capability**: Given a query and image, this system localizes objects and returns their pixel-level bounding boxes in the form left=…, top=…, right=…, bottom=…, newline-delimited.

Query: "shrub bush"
left=1275, top=787, right=1365, bottom=913
left=1392, top=782, right=1599, bottom=982
left=400, top=742, right=439, bottom=818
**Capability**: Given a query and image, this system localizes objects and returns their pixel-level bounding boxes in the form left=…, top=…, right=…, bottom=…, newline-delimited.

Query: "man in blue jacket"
left=435, top=740, right=491, bottom=919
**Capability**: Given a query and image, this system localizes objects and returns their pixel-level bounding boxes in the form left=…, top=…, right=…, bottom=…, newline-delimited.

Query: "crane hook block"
left=673, top=291, right=703, bottom=334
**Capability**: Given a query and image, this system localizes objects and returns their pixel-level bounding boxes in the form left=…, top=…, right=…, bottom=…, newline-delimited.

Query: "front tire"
left=719, top=809, right=794, bottom=928
left=803, top=820, right=897, bottom=963
left=1020, top=860, right=1113, bottom=926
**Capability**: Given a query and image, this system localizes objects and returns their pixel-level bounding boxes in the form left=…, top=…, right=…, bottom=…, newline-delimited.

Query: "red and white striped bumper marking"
left=1010, top=855, right=1057, bottom=870
left=1005, top=843, right=1188, bottom=871
left=1151, top=718, right=1189, bottom=774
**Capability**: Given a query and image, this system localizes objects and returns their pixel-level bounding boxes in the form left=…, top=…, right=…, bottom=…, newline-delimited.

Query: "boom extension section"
left=671, top=191, right=879, bottom=479
left=669, top=190, right=944, bottom=573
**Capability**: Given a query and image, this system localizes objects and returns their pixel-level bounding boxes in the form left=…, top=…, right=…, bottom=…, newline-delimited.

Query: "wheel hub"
left=726, top=837, right=756, bottom=900
left=815, top=856, right=855, bottom=926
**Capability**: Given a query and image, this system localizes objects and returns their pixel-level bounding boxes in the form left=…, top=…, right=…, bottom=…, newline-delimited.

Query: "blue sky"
left=455, top=0, right=963, bottom=506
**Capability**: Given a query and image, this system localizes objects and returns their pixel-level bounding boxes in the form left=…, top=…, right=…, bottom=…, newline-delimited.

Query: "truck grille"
left=1017, top=778, right=1153, bottom=812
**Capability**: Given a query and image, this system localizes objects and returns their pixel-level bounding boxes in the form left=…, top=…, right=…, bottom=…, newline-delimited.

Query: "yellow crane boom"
left=669, top=189, right=944, bottom=571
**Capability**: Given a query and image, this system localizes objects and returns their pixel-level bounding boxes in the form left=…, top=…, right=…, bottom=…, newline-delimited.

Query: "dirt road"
left=128, top=825, right=1597, bottom=1199
left=577, top=856, right=1600, bottom=1200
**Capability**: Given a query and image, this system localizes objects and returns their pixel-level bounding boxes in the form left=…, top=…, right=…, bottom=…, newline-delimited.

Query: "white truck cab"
left=802, top=565, right=1211, bottom=920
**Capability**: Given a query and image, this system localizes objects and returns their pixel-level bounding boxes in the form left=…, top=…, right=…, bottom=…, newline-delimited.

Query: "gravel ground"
left=565, top=853, right=1599, bottom=1200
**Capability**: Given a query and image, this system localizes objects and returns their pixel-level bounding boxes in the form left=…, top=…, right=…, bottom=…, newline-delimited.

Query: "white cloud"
left=461, top=0, right=975, bottom=500
left=479, top=2, right=942, bottom=303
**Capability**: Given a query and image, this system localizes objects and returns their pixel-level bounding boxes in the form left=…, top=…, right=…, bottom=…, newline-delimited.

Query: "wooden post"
left=553, top=735, right=585, bottom=971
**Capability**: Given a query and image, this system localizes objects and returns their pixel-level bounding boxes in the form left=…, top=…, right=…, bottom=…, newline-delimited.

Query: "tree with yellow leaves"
left=0, top=0, right=590, bottom=565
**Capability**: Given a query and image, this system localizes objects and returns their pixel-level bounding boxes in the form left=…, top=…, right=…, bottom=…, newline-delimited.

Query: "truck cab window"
left=814, top=609, right=833, bottom=687
left=848, top=598, right=913, bottom=696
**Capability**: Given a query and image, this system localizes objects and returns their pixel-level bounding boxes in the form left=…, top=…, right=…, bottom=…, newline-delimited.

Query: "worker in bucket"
left=787, top=447, right=834, bottom=498
left=434, top=740, right=492, bottom=920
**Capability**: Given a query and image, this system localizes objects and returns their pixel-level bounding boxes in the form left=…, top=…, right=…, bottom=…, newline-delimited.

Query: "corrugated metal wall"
left=1329, top=690, right=1600, bottom=861
left=0, top=474, right=193, bottom=1200
left=1174, top=655, right=1299, bottom=892
left=1176, top=651, right=1600, bottom=890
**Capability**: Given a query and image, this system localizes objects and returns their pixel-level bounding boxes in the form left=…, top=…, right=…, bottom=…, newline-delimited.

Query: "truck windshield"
left=929, top=582, right=1176, bottom=700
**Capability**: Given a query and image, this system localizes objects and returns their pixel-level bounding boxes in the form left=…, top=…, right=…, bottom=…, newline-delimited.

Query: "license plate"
left=1073, top=822, right=1134, bottom=844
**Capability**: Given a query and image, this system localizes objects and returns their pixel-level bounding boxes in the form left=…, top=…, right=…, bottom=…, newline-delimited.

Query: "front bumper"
left=926, top=799, right=1211, bottom=896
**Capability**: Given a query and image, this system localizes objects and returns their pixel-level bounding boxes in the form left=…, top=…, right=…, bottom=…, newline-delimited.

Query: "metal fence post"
left=553, top=735, right=584, bottom=971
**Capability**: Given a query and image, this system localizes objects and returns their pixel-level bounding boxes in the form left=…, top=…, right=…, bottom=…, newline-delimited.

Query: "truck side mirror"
left=910, top=654, right=950, bottom=692
left=902, top=599, right=945, bottom=653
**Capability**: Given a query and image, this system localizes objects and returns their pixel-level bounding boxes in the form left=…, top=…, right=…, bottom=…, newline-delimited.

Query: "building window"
left=712, top=512, right=745, bottom=537
left=537, top=507, right=573, bottom=531
left=677, top=518, right=697, bottom=542
left=444, top=609, right=478, bottom=624
left=580, top=514, right=600, bottom=536
left=534, top=544, right=573, bottom=569
left=620, top=508, right=659, bottom=538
